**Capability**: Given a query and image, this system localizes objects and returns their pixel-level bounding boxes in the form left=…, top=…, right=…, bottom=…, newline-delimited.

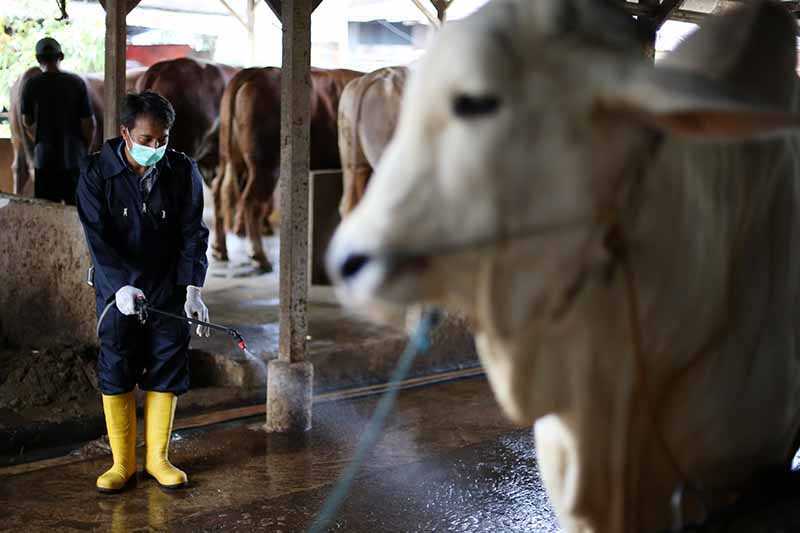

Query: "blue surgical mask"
left=125, top=133, right=167, bottom=167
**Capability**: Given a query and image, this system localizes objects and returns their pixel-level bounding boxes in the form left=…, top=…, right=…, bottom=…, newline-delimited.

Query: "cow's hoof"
left=232, top=214, right=247, bottom=237
left=212, top=248, right=229, bottom=262
left=250, top=255, right=273, bottom=273
left=252, top=261, right=273, bottom=274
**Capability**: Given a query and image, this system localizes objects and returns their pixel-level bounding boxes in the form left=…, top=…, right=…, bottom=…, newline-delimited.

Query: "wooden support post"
left=264, top=0, right=325, bottom=22
left=638, top=0, right=658, bottom=63
left=433, top=0, right=448, bottom=23
left=103, top=0, right=127, bottom=140
left=266, top=0, right=314, bottom=434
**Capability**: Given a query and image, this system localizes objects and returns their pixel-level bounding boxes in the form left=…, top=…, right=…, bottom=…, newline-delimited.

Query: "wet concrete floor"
left=0, top=377, right=560, bottom=532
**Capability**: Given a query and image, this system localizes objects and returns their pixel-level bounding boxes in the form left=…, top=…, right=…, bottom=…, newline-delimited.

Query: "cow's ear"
left=598, top=68, right=800, bottom=140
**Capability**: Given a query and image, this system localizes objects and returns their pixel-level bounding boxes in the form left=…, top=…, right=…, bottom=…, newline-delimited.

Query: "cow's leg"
left=222, top=162, right=243, bottom=236
left=231, top=179, right=248, bottom=238
left=11, top=149, right=23, bottom=195
left=12, top=148, right=32, bottom=197
left=210, top=166, right=229, bottom=262
left=239, top=158, right=275, bottom=273
left=345, top=164, right=373, bottom=217
left=261, top=198, right=274, bottom=236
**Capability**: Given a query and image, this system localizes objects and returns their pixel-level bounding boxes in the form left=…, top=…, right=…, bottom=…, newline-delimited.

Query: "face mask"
left=125, top=132, right=167, bottom=167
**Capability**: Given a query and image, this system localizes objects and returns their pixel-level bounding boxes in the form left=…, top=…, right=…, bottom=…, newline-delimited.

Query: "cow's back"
left=337, top=66, right=407, bottom=216
left=359, top=66, right=407, bottom=166
left=137, top=58, right=231, bottom=157
left=217, top=67, right=269, bottom=172
left=226, top=67, right=362, bottom=172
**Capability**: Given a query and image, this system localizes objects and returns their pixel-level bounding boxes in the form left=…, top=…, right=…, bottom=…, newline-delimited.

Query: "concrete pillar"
left=103, top=0, right=127, bottom=140
left=266, top=0, right=314, bottom=434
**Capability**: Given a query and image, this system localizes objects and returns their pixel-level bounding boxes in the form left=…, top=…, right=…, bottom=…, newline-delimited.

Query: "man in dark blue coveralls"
left=77, top=91, right=210, bottom=494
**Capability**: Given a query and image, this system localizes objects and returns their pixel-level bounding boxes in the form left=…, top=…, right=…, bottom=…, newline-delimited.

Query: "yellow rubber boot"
left=96, top=392, right=137, bottom=493
left=144, top=391, right=188, bottom=489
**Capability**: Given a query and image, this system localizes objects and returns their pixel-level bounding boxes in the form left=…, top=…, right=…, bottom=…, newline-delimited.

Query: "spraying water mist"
left=241, top=346, right=268, bottom=379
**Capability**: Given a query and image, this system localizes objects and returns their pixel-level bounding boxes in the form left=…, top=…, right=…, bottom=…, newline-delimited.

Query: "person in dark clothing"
left=77, top=91, right=210, bottom=494
left=21, top=37, right=95, bottom=205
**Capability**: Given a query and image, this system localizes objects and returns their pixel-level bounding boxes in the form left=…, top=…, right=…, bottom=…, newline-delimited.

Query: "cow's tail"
left=221, top=161, right=240, bottom=231
left=219, top=68, right=263, bottom=176
left=217, top=68, right=264, bottom=230
left=196, top=118, right=221, bottom=187
left=338, top=77, right=361, bottom=217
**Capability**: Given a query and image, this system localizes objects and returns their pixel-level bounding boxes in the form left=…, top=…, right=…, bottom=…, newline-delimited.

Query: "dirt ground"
left=0, top=343, right=100, bottom=420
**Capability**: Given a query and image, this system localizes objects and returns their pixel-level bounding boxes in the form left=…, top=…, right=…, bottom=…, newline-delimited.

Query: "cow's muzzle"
left=327, top=241, right=431, bottom=305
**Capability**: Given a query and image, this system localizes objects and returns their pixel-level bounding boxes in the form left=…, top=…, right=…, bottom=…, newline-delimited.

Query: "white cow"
left=327, top=0, right=800, bottom=531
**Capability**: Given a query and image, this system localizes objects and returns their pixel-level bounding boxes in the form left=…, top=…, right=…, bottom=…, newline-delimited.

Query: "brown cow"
left=9, top=67, right=40, bottom=196
left=212, top=67, right=363, bottom=272
left=136, top=58, right=238, bottom=179
left=9, top=67, right=145, bottom=196
left=338, top=66, right=408, bottom=218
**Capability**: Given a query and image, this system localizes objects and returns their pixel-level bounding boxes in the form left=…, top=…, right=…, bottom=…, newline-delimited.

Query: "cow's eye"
left=452, top=93, right=500, bottom=118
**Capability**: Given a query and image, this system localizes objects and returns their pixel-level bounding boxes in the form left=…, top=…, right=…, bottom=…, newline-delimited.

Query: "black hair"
left=36, top=52, right=64, bottom=64
left=120, top=91, right=176, bottom=130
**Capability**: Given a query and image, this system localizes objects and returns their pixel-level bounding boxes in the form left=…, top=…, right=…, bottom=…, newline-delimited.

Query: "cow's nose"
left=339, top=253, right=371, bottom=281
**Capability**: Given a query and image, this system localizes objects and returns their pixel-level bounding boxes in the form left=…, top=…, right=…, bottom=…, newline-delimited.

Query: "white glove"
left=185, top=285, right=210, bottom=337
left=115, top=285, right=145, bottom=316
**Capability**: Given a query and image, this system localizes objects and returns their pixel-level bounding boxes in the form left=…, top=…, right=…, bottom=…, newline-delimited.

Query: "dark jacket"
left=77, top=138, right=209, bottom=309
left=21, top=71, right=93, bottom=169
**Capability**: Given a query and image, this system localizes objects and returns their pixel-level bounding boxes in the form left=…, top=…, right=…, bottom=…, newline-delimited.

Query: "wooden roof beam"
left=624, top=0, right=800, bottom=24
left=410, top=0, right=440, bottom=27
left=652, top=0, right=685, bottom=29
left=218, top=0, right=248, bottom=29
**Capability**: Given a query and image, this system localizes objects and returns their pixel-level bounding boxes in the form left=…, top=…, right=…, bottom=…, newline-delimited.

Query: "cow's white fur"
left=327, top=1, right=800, bottom=530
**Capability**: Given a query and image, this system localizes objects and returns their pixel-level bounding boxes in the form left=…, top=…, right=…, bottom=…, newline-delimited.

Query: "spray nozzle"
left=228, top=329, right=248, bottom=352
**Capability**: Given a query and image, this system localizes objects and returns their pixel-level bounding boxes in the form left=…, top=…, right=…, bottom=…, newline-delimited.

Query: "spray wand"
left=134, top=298, right=250, bottom=353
